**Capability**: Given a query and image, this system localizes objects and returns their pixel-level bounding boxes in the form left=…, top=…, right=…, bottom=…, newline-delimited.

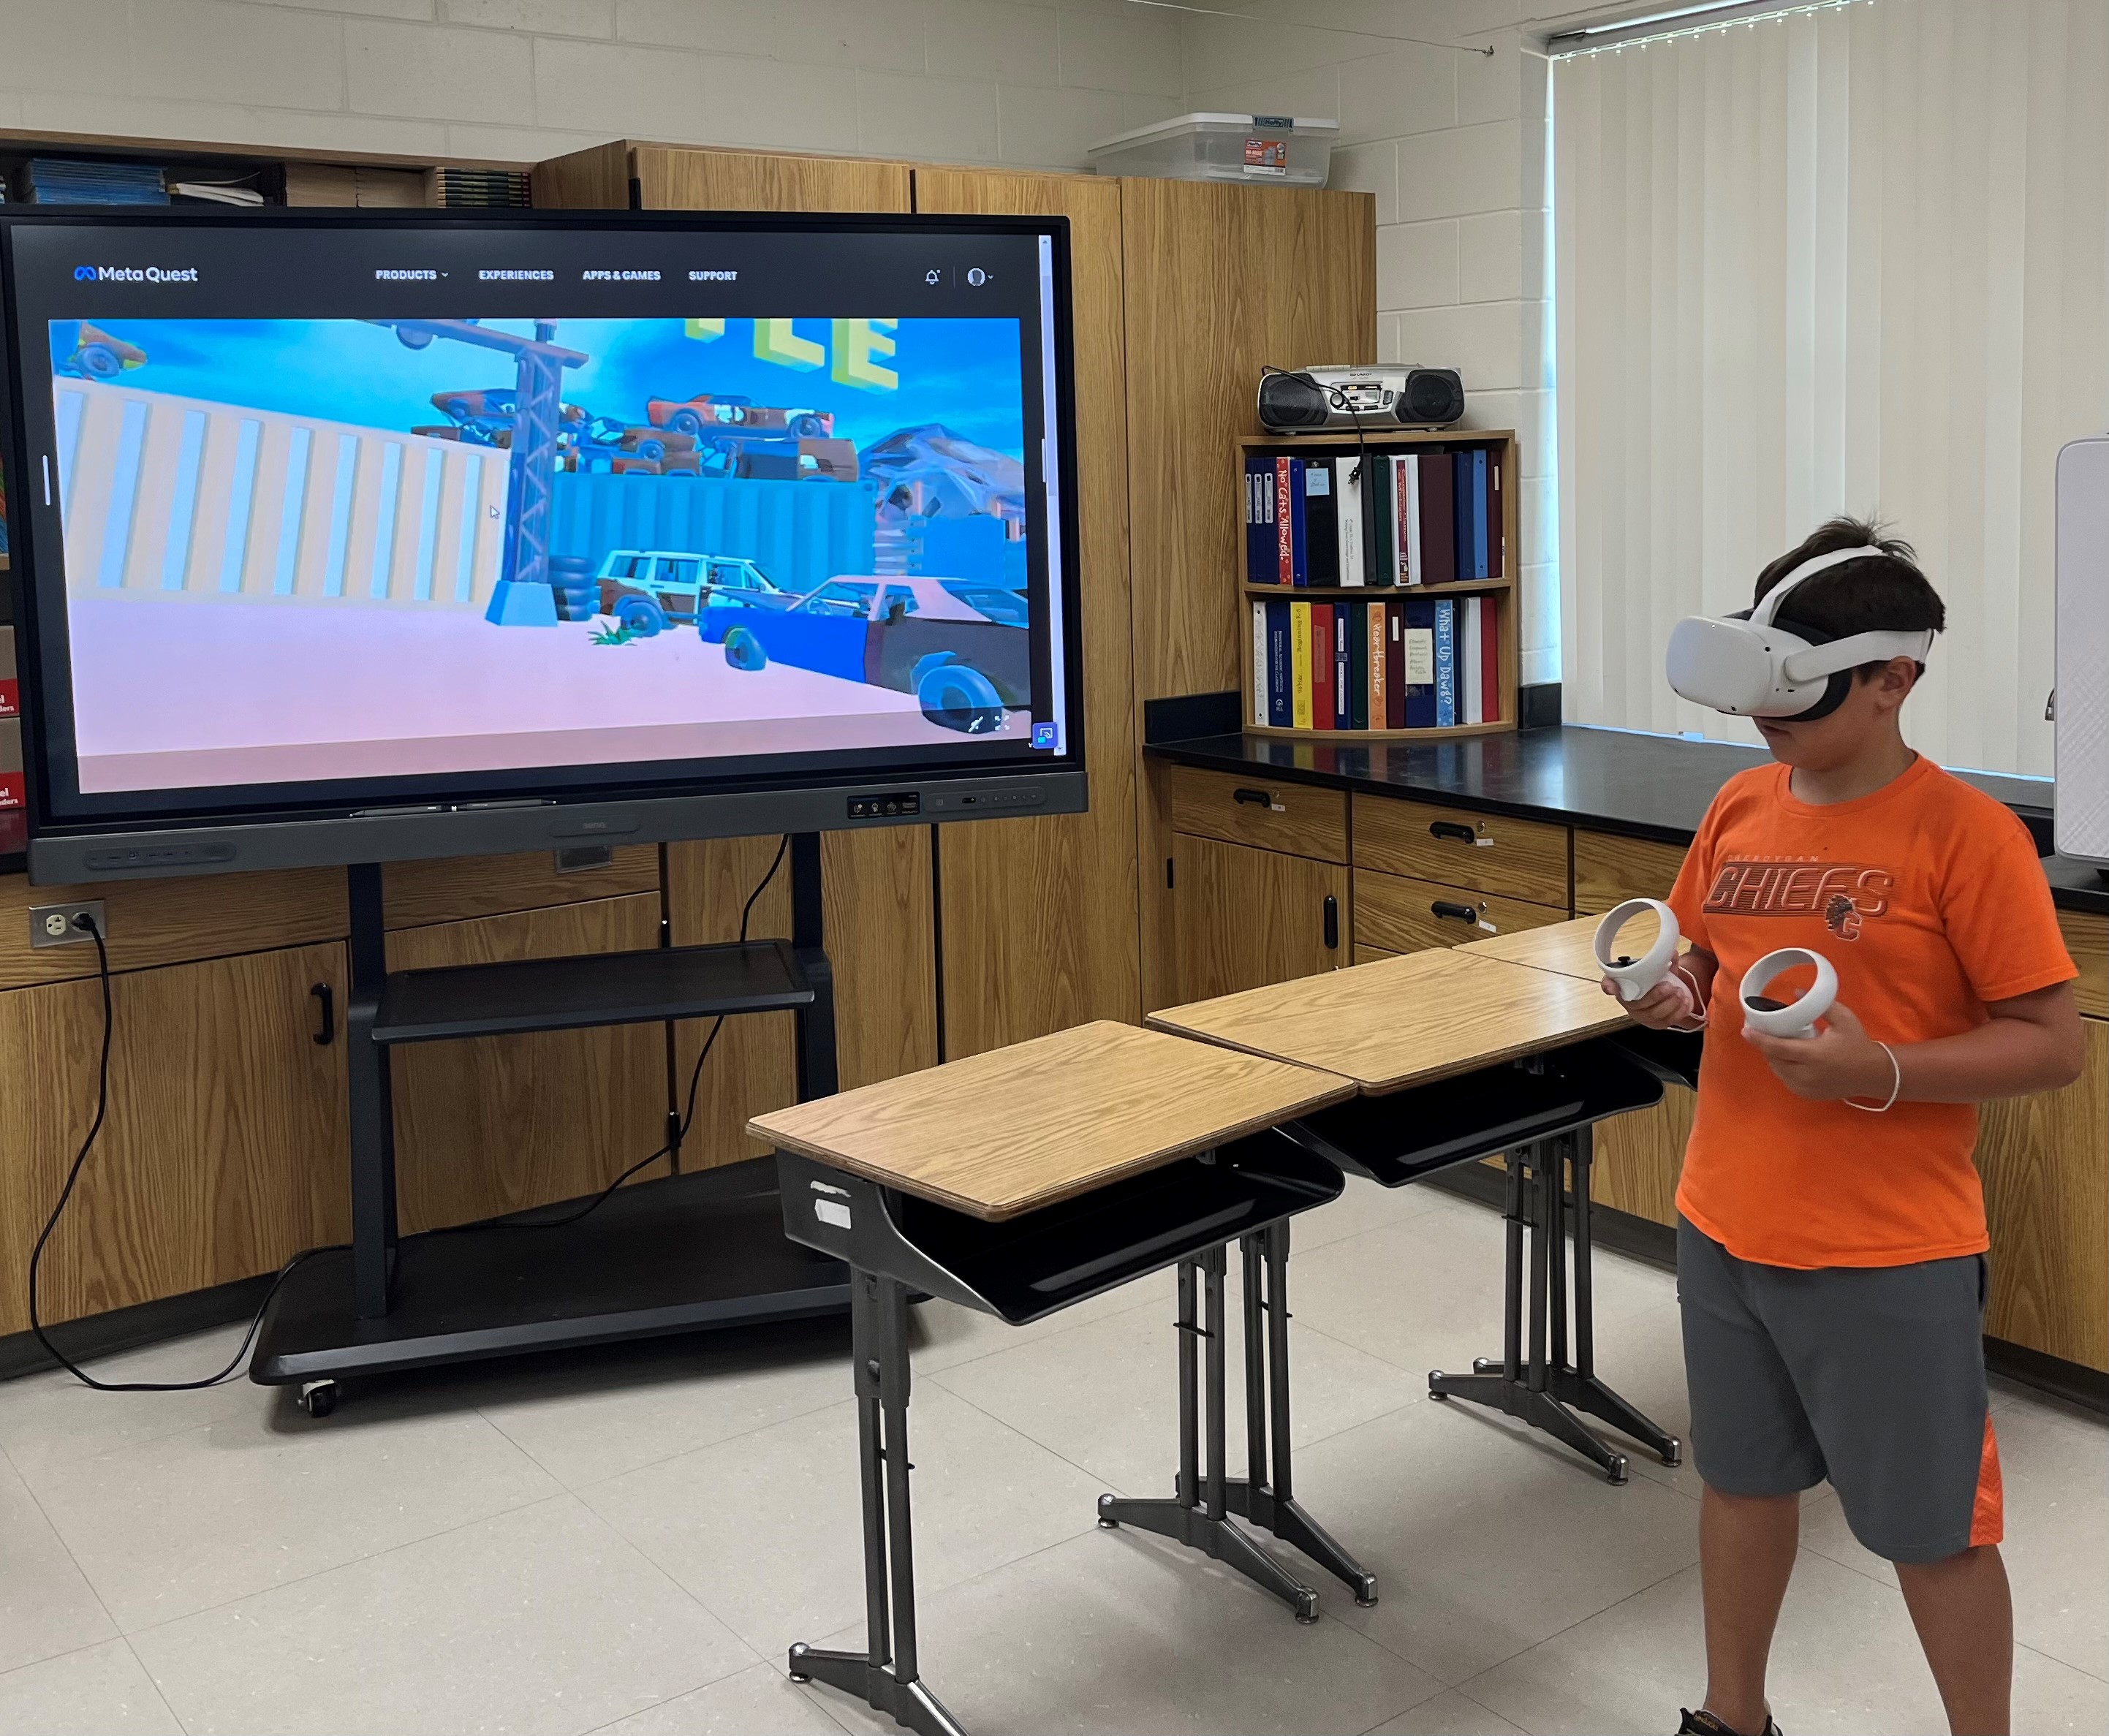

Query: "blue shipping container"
left=549, top=473, right=878, bottom=598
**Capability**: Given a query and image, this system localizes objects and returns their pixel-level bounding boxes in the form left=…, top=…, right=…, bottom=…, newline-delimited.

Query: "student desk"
left=751, top=1020, right=1360, bottom=1736
left=1149, top=947, right=1686, bottom=1484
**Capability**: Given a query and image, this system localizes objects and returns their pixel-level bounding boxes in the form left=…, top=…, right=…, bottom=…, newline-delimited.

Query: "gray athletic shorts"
left=1677, top=1216, right=2002, bottom=1564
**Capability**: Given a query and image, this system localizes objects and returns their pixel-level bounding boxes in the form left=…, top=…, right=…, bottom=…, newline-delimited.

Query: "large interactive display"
left=0, top=211, right=1083, bottom=878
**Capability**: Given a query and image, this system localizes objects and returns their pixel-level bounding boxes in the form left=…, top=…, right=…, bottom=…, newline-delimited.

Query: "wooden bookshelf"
left=1236, top=428, right=1519, bottom=743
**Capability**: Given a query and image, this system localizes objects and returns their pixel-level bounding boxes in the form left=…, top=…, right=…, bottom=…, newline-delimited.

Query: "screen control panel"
left=847, top=792, right=921, bottom=819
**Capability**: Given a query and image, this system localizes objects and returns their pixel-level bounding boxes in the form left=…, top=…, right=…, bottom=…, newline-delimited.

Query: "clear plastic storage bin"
left=1086, top=113, right=1338, bottom=186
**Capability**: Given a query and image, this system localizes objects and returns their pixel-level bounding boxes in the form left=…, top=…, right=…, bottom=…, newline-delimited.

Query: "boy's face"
left=1752, top=656, right=1918, bottom=769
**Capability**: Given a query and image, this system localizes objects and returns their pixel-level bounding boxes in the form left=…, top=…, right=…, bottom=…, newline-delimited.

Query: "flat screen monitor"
left=0, top=209, right=1084, bottom=879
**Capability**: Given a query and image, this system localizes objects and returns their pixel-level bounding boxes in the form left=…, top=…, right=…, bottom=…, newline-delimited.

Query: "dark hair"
left=1754, top=515, right=1945, bottom=678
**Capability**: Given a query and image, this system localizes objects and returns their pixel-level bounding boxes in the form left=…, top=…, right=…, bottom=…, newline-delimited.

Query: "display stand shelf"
left=251, top=833, right=848, bottom=1409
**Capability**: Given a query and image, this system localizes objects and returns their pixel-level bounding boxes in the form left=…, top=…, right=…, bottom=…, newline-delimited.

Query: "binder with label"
left=1334, top=602, right=1352, bottom=729
left=1336, top=457, right=1364, bottom=586
left=1401, top=596, right=1437, bottom=727
left=1245, top=455, right=1274, bottom=583
left=1290, top=600, right=1313, bottom=727
left=1303, top=458, right=1336, bottom=584
left=1251, top=599, right=1269, bottom=726
left=1434, top=597, right=1458, bottom=726
left=1267, top=599, right=1291, bottom=728
left=1309, top=601, right=1333, bottom=730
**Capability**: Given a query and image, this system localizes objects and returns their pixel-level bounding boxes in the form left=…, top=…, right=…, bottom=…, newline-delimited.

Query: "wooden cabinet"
left=1169, top=835, right=1347, bottom=1006
left=0, top=941, right=349, bottom=1333
left=2059, top=909, right=2105, bottom=1017
left=1166, top=764, right=1347, bottom=863
left=1979, top=1019, right=2108, bottom=1371
left=1354, top=868, right=1570, bottom=956
left=1355, top=797, right=1570, bottom=909
left=1572, top=830, right=1688, bottom=915
left=915, top=166, right=1140, bottom=1058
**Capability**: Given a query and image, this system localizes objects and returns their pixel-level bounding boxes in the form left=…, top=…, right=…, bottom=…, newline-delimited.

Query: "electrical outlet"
left=29, top=900, right=107, bottom=950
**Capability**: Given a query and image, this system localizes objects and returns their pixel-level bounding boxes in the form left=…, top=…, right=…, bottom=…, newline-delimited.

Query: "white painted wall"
left=1174, top=1, right=1613, bottom=688
left=0, top=0, right=1189, bottom=174
left=2, top=0, right=1614, bottom=679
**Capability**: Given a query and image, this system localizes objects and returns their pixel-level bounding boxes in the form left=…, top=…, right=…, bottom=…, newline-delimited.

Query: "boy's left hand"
left=1743, top=1001, right=1896, bottom=1102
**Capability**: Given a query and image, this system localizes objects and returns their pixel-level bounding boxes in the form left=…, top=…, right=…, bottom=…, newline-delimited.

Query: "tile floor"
left=1, top=1181, right=2102, bottom=1736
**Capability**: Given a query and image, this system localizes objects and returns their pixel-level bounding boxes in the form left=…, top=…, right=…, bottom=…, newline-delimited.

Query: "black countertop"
left=1146, top=724, right=2108, bottom=917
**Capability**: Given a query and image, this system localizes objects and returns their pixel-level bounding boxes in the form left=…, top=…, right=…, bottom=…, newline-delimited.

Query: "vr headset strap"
left=1780, top=629, right=1936, bottom=683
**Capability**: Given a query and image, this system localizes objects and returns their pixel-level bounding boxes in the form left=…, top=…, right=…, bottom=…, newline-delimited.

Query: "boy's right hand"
left=1601, top=971, right=1698, bottom=1030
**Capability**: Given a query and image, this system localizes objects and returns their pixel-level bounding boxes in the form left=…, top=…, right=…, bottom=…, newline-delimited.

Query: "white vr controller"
left=1738, top=947, right=1839, bottom=1039
left=1593, top=899, right=1682, bottom=1002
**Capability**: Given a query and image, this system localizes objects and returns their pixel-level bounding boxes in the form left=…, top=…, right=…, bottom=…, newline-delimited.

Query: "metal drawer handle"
left=1430, top=820, right=1492, bottom=847
left=1234, top=786, right=1285, bottom=812
left=1323, top=895, right=1339, bottom=950
left=1434, top=901, right=1500, bottom=934
left=310, top=982, right=336, bottom=1046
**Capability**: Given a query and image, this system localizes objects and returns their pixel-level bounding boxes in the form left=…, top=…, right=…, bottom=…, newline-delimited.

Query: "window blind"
left=1553, top=0, right=2107, bottom=774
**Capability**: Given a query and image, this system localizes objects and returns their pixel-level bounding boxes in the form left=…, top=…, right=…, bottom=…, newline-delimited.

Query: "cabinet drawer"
left=1166, top=764, right=1347, bottom=863
left=1354, top=797, right=1570, bottom=909
left=1573, top=830, right=1688, bottom=916
left=2056, top=909, right=2105, bottom=1018
left=1354, top=869, right=1572, bottom=956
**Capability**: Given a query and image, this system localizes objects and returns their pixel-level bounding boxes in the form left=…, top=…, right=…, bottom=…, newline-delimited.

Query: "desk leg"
left=1541, top=1132, right=1683, bottom=1468
left=1431, top=1142, right=1636, bottom=1484
left=1216, top=1221, right=1379, bottom=1606
left=788, top=1271, right=966, bottom=1736
left=1098, top=1246, right=1322, bottom=1623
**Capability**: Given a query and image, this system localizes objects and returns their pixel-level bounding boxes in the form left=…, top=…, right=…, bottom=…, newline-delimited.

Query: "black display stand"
left=251, top=833, right=851, bottom=1410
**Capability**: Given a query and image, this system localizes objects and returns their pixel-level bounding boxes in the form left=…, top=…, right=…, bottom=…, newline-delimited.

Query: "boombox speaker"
left=1256, top=365, right=1465, bottom=432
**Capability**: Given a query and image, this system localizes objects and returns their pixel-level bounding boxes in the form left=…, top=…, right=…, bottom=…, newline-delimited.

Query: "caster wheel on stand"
left=1427, top=1369, right=1450, bottom=1400
left=1096, top=1493, right=1120, bottom=1530
left=299, top=1380, right=339, bottom=1419
left=1605, top=1453, right=1629, bottom=1486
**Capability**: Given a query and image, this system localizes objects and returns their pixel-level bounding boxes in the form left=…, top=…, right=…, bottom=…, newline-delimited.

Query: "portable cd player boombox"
left=1256, top=365, right=1466, bottom=432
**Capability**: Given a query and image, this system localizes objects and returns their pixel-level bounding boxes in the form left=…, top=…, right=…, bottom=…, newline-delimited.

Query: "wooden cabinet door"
left=0, top=941, right=349, bottom=1333
left=1979, top=1019, right=2109, bottom=1371
left=1591, top=1088, right=1695, bottom=1229
left=1169, top=836, right=1347, bottom=1007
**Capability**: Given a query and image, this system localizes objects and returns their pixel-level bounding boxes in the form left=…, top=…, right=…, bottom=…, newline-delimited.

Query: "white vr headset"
left=1665, top=546, right=1936, bottom=720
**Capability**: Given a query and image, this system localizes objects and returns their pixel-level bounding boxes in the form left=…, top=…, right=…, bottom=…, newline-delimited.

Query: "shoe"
left=1677, top=1710, right=1782, bottom=1736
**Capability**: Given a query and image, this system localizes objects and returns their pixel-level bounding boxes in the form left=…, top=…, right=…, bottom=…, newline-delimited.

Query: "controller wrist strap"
left=1844, top=1040, right=1903, bottom=1113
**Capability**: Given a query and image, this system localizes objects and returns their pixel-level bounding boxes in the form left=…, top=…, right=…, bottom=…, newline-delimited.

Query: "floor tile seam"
left=110, top=1482, right=594, bottom=1643
left=2016, top=1637, right=2109, bottom=1686
left=1428, top=1554, right=1706, bottom=1695
left=0, top=1430, right=132, bottom=1660
left=553, top=1489, right=776, bottom=1692
left=476, top=1381, right=849, bottom=1493
left=118, top=1632, right=195, bottom=1736
left=915, top=1365, right=1161, bottom=1498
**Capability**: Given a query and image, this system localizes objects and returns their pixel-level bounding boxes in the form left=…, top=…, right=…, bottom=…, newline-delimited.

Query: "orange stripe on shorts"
left=1969, top=1414, right=2004, bottom=1548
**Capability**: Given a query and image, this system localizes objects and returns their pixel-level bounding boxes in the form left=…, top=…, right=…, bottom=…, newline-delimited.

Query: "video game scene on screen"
left=48, top=311, right=1035, bottom=795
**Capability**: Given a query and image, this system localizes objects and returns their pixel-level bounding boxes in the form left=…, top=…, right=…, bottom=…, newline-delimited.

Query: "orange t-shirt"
left=1667, top=757, right=2076, bottom=1270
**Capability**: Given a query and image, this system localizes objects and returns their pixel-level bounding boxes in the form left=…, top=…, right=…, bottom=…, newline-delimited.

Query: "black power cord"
left=30, top=836, right=794, bottom=1391
left=27, top=915, right=350, bottom=1392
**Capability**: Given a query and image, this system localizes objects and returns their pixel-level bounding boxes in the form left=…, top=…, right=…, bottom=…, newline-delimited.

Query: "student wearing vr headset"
left=1610, top=518, right=2084, bottom=1736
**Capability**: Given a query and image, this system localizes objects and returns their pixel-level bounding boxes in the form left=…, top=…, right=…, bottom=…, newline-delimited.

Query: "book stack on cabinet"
left=1240, top=430, right=1518, bottom=740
